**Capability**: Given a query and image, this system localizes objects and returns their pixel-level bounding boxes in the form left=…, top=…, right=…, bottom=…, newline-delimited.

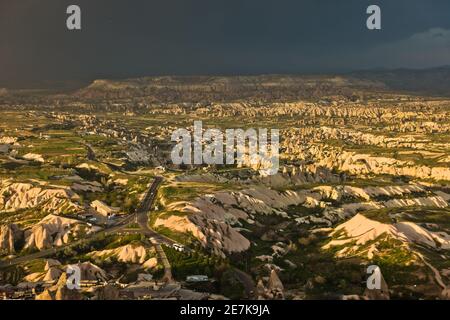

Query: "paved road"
left=135, top=176, right=174, bottom=282
left=135, top=177, right=177, bottom=245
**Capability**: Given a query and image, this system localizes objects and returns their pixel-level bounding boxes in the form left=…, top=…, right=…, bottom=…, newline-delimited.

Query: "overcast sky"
left=1, top=0, right=450, bottom=88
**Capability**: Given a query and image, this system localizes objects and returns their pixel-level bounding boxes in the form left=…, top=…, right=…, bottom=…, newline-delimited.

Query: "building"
left=172, top=243, right=185, bottom=252
left=186, top=275, right=209, bottom=283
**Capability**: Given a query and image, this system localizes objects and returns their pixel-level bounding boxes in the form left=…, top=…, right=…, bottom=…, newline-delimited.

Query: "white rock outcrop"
left=324, top=214, right=450, bottom=258
left=24, top=214, right=99, bottom=250
left=89, top=244, right=149, bottom=264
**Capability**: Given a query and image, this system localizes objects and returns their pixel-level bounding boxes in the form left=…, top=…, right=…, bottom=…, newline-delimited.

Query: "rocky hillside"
left=155, top=179, right=450, bottom=256
left=88, top=244, right=157, bottom=267
left=351, top=66, right=450, bottom=96
left=72, top=67, right=450, bottom=103
left=324, top=213, right=450, bottom=258
left=0, top=180, right=82, bottom=215
left=74, top=75, right=384, bottom=102
left=24, top=214, right=99, bottom=250
left=323, top=212, right=450, bottom=299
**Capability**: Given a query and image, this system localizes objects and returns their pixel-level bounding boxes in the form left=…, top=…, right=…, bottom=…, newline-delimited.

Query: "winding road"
left=135, top=176, right=174, bottom=282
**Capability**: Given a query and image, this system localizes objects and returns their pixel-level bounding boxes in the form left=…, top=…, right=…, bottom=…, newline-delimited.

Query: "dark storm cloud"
left=1, top=0, right=450, bottom=88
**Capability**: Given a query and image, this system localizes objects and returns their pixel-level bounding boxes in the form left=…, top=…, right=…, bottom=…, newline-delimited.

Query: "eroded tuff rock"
left=35, top=272, right=84, bottom=300
left=175, top=165, right=343, bottom=189
left=256, top=270, right=285, bottom=300
left=156, top=182, right=450, bottom=256
left=0, top=180, right=82, bottom=214
left=23, top=260, right=107, bottom=289
left=24, top=214, right=100, bottom=250
left=88, top=244, right=152, bottom=264
left=323, top=214, right=450, bottom=258
left=283, top=139, right=450, bottom=182
left=0, top=224, right=23, bottom=254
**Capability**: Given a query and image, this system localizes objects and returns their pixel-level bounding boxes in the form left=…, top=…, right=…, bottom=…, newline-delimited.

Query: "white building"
left=186, top=275, right=209, bottom=283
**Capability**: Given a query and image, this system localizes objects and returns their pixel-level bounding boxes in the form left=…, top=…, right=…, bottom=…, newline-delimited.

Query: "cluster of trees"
left=163, top=246, right=223, bottom=280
